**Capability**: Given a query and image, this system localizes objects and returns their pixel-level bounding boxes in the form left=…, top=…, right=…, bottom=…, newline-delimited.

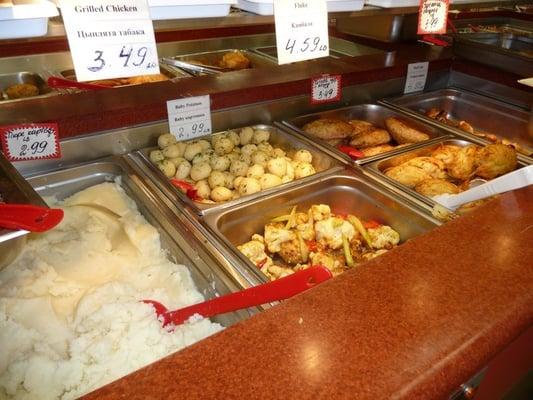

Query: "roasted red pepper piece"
left=337, top=145, right=365, bottom=160
left=363, top=219, right=381, bottom=229
left=170, top=179, right=203, bottom=201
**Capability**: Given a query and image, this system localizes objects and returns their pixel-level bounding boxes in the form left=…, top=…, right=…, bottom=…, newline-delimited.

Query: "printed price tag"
left=274, top=0, right=329, bottom=65
left=167, top=95, right=212, bottom=141
left=418, top=0, right=449, bottom=35
left=404, top=62, right=429, bottom=94
left=0, top=124, right=61, bottom=162
left=311, top=74, right=342, bottom=104
left=61, top=0, right=159, bottom=82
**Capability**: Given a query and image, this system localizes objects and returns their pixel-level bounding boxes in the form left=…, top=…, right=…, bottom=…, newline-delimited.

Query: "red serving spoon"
left=0, top=204, right=64, bottom=232
left=144, top=265, right=332, bottom=327
left=47, top=76, right=108, bottom=91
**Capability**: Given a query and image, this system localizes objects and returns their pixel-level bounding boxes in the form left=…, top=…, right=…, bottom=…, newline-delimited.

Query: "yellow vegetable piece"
left=348, top=215, right=373, bottom=249
left=285, top=206, right=298, bottom=230
left=342, top=233, right=354, bottom=267
left=297, top=231, right=309, bottom=263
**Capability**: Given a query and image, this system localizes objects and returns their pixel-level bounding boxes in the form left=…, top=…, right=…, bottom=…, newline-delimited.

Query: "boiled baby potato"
left=238, top=177, right=261, bottom=196
left=197, top=139, right=211, bottom=151
left=247, top=164, right=265, bottom=179
left=293, top=162, right=315, bottom=179
left=149, top=149, right=165, bottom=163
left=211, top=186, right=233, bottom=202
left=253, top=129, right=270, bottom=144
left=241, top=144, right=257, bottom=157
left=163, top=143, right=186, bottom=158
left=195, top=180, right=211, bottom=199
left=167, top=157, right=187, bottom=168
left=210, top=155, right=231, bottom=172
left=190, top=162, right=212, bottom=181
left=227, top=131, right=240, bottom=146
left=251, top=151, right=270, bottom=168
left=192, top=151, right=213, bottom=165
left=293, top=149, right=313, bottom=163
left=259, top=173, right=282, bottom=189
left=157, top=160, right=176, bottom=178
left=239, top=127, right=254, bottom=145
left=184, top=142, right=203, bottom=161
left=157, top=133, right=177, bottom=149
left=175, top=160, right=192, bottom=180
left=230, top=160, right=249, bottom=177
left=267, top=157, right=287, bottom=177
left=214, top=137, right=235, bottom=155
left=208, top=171, right=226, bottom=189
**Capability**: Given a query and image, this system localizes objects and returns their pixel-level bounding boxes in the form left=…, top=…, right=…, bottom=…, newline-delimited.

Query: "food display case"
left=1, top=2, right=532, bottom=399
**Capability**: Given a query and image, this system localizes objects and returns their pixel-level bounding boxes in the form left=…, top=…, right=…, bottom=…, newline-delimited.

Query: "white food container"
left=235, top=0, right=364, bottom=16
left=0, top=0, right=58, bottom=39
left=148, top=0, right=235, bottom=20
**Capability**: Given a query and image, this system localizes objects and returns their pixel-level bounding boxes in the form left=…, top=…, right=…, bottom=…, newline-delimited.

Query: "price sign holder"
left=274, top=0, right=330, bottom=65
left=404, top=62, right=429, bottom=94
left=60, top=0, right=159, bottom=82
left=311, top=74, right=342, bottom=104
left=418, top=0, right=450, bottom=35
left=166, top=95, right=212, bottom=141
left=0, top=123, right=61, bottom=162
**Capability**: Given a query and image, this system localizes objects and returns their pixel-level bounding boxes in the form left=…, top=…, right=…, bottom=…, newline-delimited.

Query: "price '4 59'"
left=285, top=37, right=328, bottom=55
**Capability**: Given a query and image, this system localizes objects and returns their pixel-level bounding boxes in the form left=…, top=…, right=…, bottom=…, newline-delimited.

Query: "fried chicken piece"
left=349, top=128, right=391, bottom=148
left=475, top=144, right=517, bottom=179
left=384, top=165, right=431, bottom=188
left=425, top=108, right=448, bottom=122
left=348, top=120, right=374, bottom=135
left=219, top=51, right=251, bottom=70
left=415, top=178, right=461, bottom=197
left=360, top=144, right=396, bottom=157
left=88, top=79, right=123, bottom=87
left=126, top=74, right=169, bottom=85
left=302, top=119, right=353, bottom=141
left=431, top=144, right=461, bottom=166
left=447, top=145, right=479, bottom=181
left=5, top=83, right=39, bottom=99
left=404, top=157, right=448, bottom=179
left=456, top=198, right=493, bottom=215
left=385, top=117, right=430, bottom=144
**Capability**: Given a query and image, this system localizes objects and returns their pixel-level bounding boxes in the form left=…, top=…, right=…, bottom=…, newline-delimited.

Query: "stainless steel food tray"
left=25, top=157, right=252, bottom=327
left=364, top=138, right=529, bottom=209
left=451, top=17, right=533, bottom=36
left=167, top=49, right=275, bottom=76
left=453, top=33, right=533, bottom=77
left=384, top=88, right=533, bottom=158
left=203, top=168, right=440, bottom=281
left=58, top=63, right=188, bottom=86
left=282, top=103, right=451, bottom=165
left=0, top=71, right=55, bottom=101
left=131, top=124, right=343, bottom=216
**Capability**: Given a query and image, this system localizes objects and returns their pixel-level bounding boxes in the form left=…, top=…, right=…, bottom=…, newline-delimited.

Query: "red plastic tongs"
left=0, top=204, right=64, bottom=232
left=337, top=144, right=365, bottom=160
left=47, top=76, right=108, bottom=91
left=143, top=265, right=332, bottom=327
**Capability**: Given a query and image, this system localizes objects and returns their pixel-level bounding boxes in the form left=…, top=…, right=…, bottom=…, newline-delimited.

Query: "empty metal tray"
left=386, top=88, right=533, bottom=157
left=132, top=124, right=342, bottom=215
left=282, top=103, right=450, bottom=165
left=203, top=168, right=440, bottom=281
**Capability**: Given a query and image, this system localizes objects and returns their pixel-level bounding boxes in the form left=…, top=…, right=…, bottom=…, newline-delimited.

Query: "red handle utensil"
left=169, top=178, right=203, bottom=201
left=0, top=204, right=64, bottom=232
left=337, top=145, right=365, bottom=160
left=47, top=76, right=108, bottom=91
left=144, top=265, right=332, bottom=327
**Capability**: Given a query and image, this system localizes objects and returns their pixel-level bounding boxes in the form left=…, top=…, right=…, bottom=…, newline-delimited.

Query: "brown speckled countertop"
left=83, top=186, right=533, bottom=399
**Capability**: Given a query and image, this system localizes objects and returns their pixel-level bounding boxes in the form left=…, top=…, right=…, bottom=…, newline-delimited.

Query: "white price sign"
left=61, top=0, right=159, bottom=82
left=404, top=62, right=429, bottom=94
left=274, top=0, right=329, bottom=65
left=417, top=0, right=449, bottom=35
left=167, top=95, right=212, bottom=141
left=0, top=124, right=61, bottom=162
left=311, top=74, right=341, bottom=104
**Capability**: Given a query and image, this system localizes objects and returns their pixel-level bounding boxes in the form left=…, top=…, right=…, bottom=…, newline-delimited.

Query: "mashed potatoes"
left=0, top=182, right=222, bottom=399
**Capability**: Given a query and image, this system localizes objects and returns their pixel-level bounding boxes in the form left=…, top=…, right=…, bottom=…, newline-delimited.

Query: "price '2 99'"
left=285, top=37, right=328, bottom=55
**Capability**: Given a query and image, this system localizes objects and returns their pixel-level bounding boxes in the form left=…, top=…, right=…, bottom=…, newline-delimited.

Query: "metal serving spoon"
left=144, top=265, right=332, bottom=327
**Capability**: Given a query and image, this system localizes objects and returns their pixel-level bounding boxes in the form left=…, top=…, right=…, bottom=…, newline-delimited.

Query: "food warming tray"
left=282, top=104, right=450, bottom=165
left=130, top=124, right=343, bottom=215
left=25, top=157, right=252, bottom=327
left=0, top=72, right=54, bottom=101
left=364, top=138, right=529, bottom=209
left=451, top=17, right=533, bottom=36
left=203, top=168, right=440, bottom=281
left=453, top=33, right=533, bottom=77
left=385, top=88, right=533, bottom=157
left=167, top=50, right=275, bottom=75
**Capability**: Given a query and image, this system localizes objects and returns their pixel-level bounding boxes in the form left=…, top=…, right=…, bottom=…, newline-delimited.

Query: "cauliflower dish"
left=149, top=127, right=317, bottom=204
left=302, top=116, right=431, bottom=158
left=383, top=143, right=518, bottom=213
left=237, top=204, right=401, bottom=281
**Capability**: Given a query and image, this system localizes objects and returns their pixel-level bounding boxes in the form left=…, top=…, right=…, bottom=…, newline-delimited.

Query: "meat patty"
left=302, top=119, right=353, bottom=140
left=349, top=128, right=391, bottom=148
left=385, top=117, right=430, bottom=144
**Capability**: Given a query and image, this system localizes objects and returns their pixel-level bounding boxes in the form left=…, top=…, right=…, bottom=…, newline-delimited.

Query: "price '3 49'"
left=88, top=45, right=158, bottom=72
left=285, top=37, right=328, bottom=55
